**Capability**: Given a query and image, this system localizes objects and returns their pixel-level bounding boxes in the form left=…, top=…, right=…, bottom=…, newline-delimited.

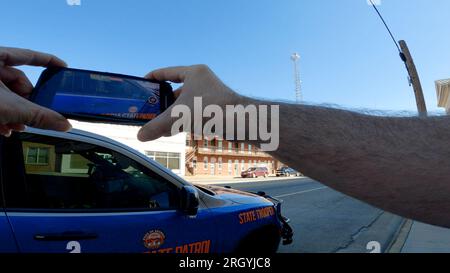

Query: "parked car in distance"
left=241, top=167, right=269, bottom=178
left=276, top=167, right=302, bottom=177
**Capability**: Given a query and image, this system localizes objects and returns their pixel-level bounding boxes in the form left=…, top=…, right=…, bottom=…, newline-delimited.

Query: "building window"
left=193, top=158, right=197, bottom=170
left=218, top=157, right=223, bottom=170
left=228, top=160, right=232, bottom=175
left=204, top=157, right=208, bottom=170
left=241, top=160, right=245, bottom=171
left=248, top=144, right=252, bottom=154
left=240, top=143, right=245, bottom=154
left=210, top=158, right=216, bottom=175
left=228, top=142, right=232, bottom=153
left=218, top=140, right=223, bottom=151
left=26, top=147, right=50, bottom=165
left=145, top=151, right=181, bottom=170
left=167, top=154, right=180, bottom=170
left=234, top=160, right=239, bottom=175
left=186, top=134, right=191, bottom=142
left=203, top=139, right=209, bottom=148
left=68, top=154, right=91, bottom=170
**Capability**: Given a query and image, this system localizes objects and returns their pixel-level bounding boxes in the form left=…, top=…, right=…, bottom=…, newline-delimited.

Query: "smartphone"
left=31, top=67, right=175, bottom=125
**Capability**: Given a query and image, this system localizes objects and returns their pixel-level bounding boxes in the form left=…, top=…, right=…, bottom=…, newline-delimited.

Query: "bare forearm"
left=139, top=65, right=450, bottom=228
left=241, top=97, right=450, bottom=227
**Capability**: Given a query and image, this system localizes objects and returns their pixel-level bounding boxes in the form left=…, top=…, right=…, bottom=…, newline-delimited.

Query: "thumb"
left=19, top=99, right=72, bottom=131
left=137, top=109, right=174, bottom=142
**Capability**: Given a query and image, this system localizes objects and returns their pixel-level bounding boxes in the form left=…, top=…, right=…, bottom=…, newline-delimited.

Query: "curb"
left=186, top=176, right=306, bottom=185
left=335, top=212, right=404, bottom=253
left=386, top=219, right=413, bottom=253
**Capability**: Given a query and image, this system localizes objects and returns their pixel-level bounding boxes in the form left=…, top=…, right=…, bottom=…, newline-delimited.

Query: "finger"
left=0, top=125, right=12, bottom=137
left=145, top=66, right=188, bottom=83
left=6, top=123, right=26, bottom=132
left=0, top=124, right=24, bottom=136
left=1, top=84, right=72, bottom=132
left=9, top=95, right=73, bottom=131
left=25, top=102, right=72, bottom=131
left=137, top=109, right=174, bottom=142
left=0, top=47, right=67, bottom=67
left=0, top=66, right=33, bottom=96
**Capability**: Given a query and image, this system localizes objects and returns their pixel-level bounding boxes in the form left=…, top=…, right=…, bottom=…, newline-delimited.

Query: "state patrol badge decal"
left=143, top=230, right=166, bottom=249
left=147, top=96, right=158, bottom=105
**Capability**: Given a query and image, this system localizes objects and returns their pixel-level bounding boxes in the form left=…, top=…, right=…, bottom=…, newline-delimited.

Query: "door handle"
left=34, top=231, right=98, bottom=241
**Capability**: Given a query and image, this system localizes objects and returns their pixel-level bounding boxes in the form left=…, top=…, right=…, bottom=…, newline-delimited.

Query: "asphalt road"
left=212, top=178, right=404, bottom=253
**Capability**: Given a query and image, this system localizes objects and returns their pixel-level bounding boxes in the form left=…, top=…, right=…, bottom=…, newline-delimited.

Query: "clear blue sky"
left=2, top=0, right=450, bottom=112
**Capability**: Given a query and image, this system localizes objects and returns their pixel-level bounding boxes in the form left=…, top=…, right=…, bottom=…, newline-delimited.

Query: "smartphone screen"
left=31, top=68, right=174, bottom=125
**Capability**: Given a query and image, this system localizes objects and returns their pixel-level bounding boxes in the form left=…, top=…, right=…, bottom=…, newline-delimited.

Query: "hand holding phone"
left=0, top=46, right=71, bottom=136
left=138, top=65, right=241, bottom=142
left=31, top=67, right=175, bottom=126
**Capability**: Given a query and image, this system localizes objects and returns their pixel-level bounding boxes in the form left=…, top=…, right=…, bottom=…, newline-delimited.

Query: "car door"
left=0, top=137, right=19, bottom=253
left=1, top=132, right=216, bottom=253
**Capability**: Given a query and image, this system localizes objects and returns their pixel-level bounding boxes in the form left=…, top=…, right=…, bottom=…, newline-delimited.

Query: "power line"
left=368, top=0, right=409, bottom=78
left=368, top=0, right=402, bottom=54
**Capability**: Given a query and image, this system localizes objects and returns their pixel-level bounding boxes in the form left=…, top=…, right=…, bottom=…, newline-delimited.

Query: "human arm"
left=138, top=65, right=450, bottom=228
left=267, top=103, right=450, bottom=228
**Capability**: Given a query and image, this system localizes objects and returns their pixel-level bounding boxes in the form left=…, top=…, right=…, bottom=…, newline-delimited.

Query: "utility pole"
left=291, top=53, right=302, bottom=103
left=399, top=40, right=428, bottom=117
left=367, top=1, right=428, bottom=117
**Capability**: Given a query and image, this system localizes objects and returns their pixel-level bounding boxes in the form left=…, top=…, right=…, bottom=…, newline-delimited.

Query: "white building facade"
left=70, top=120, right=186, bottom=176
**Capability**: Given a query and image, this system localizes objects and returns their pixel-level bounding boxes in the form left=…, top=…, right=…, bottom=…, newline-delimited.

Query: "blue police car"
left=0, top=128, right=292, bottom=253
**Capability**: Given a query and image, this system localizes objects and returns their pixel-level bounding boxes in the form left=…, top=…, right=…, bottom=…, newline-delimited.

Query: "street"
left=209, top=178, right=404, bottom=253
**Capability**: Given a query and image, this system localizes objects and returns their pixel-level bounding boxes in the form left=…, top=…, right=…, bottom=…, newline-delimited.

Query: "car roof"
left=25, top=127, right=131, bottom=149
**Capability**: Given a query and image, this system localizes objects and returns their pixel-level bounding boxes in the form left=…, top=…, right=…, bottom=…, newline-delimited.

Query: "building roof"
left=436, top=79, right=450, bottom=108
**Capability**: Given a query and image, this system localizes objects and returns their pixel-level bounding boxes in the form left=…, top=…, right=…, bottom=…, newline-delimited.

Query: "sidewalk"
left=183, top=175, right=305, bottom=185
left=400, top=221, right=450, bottom=253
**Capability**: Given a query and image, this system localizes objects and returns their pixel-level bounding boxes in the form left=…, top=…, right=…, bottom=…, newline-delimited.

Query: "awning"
left=436, top=79, right=450, bottom=108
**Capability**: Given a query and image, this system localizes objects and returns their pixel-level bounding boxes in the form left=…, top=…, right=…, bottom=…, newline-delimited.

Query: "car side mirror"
left=180, top=186, right=199, bottom=216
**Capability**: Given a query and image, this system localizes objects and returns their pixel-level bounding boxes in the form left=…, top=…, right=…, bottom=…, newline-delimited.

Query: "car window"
left=1, top=133, right=179, bottom=212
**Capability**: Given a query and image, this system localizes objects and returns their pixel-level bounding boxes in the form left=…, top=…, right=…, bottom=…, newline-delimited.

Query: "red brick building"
left=185, top=135, right=283, bottom=177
